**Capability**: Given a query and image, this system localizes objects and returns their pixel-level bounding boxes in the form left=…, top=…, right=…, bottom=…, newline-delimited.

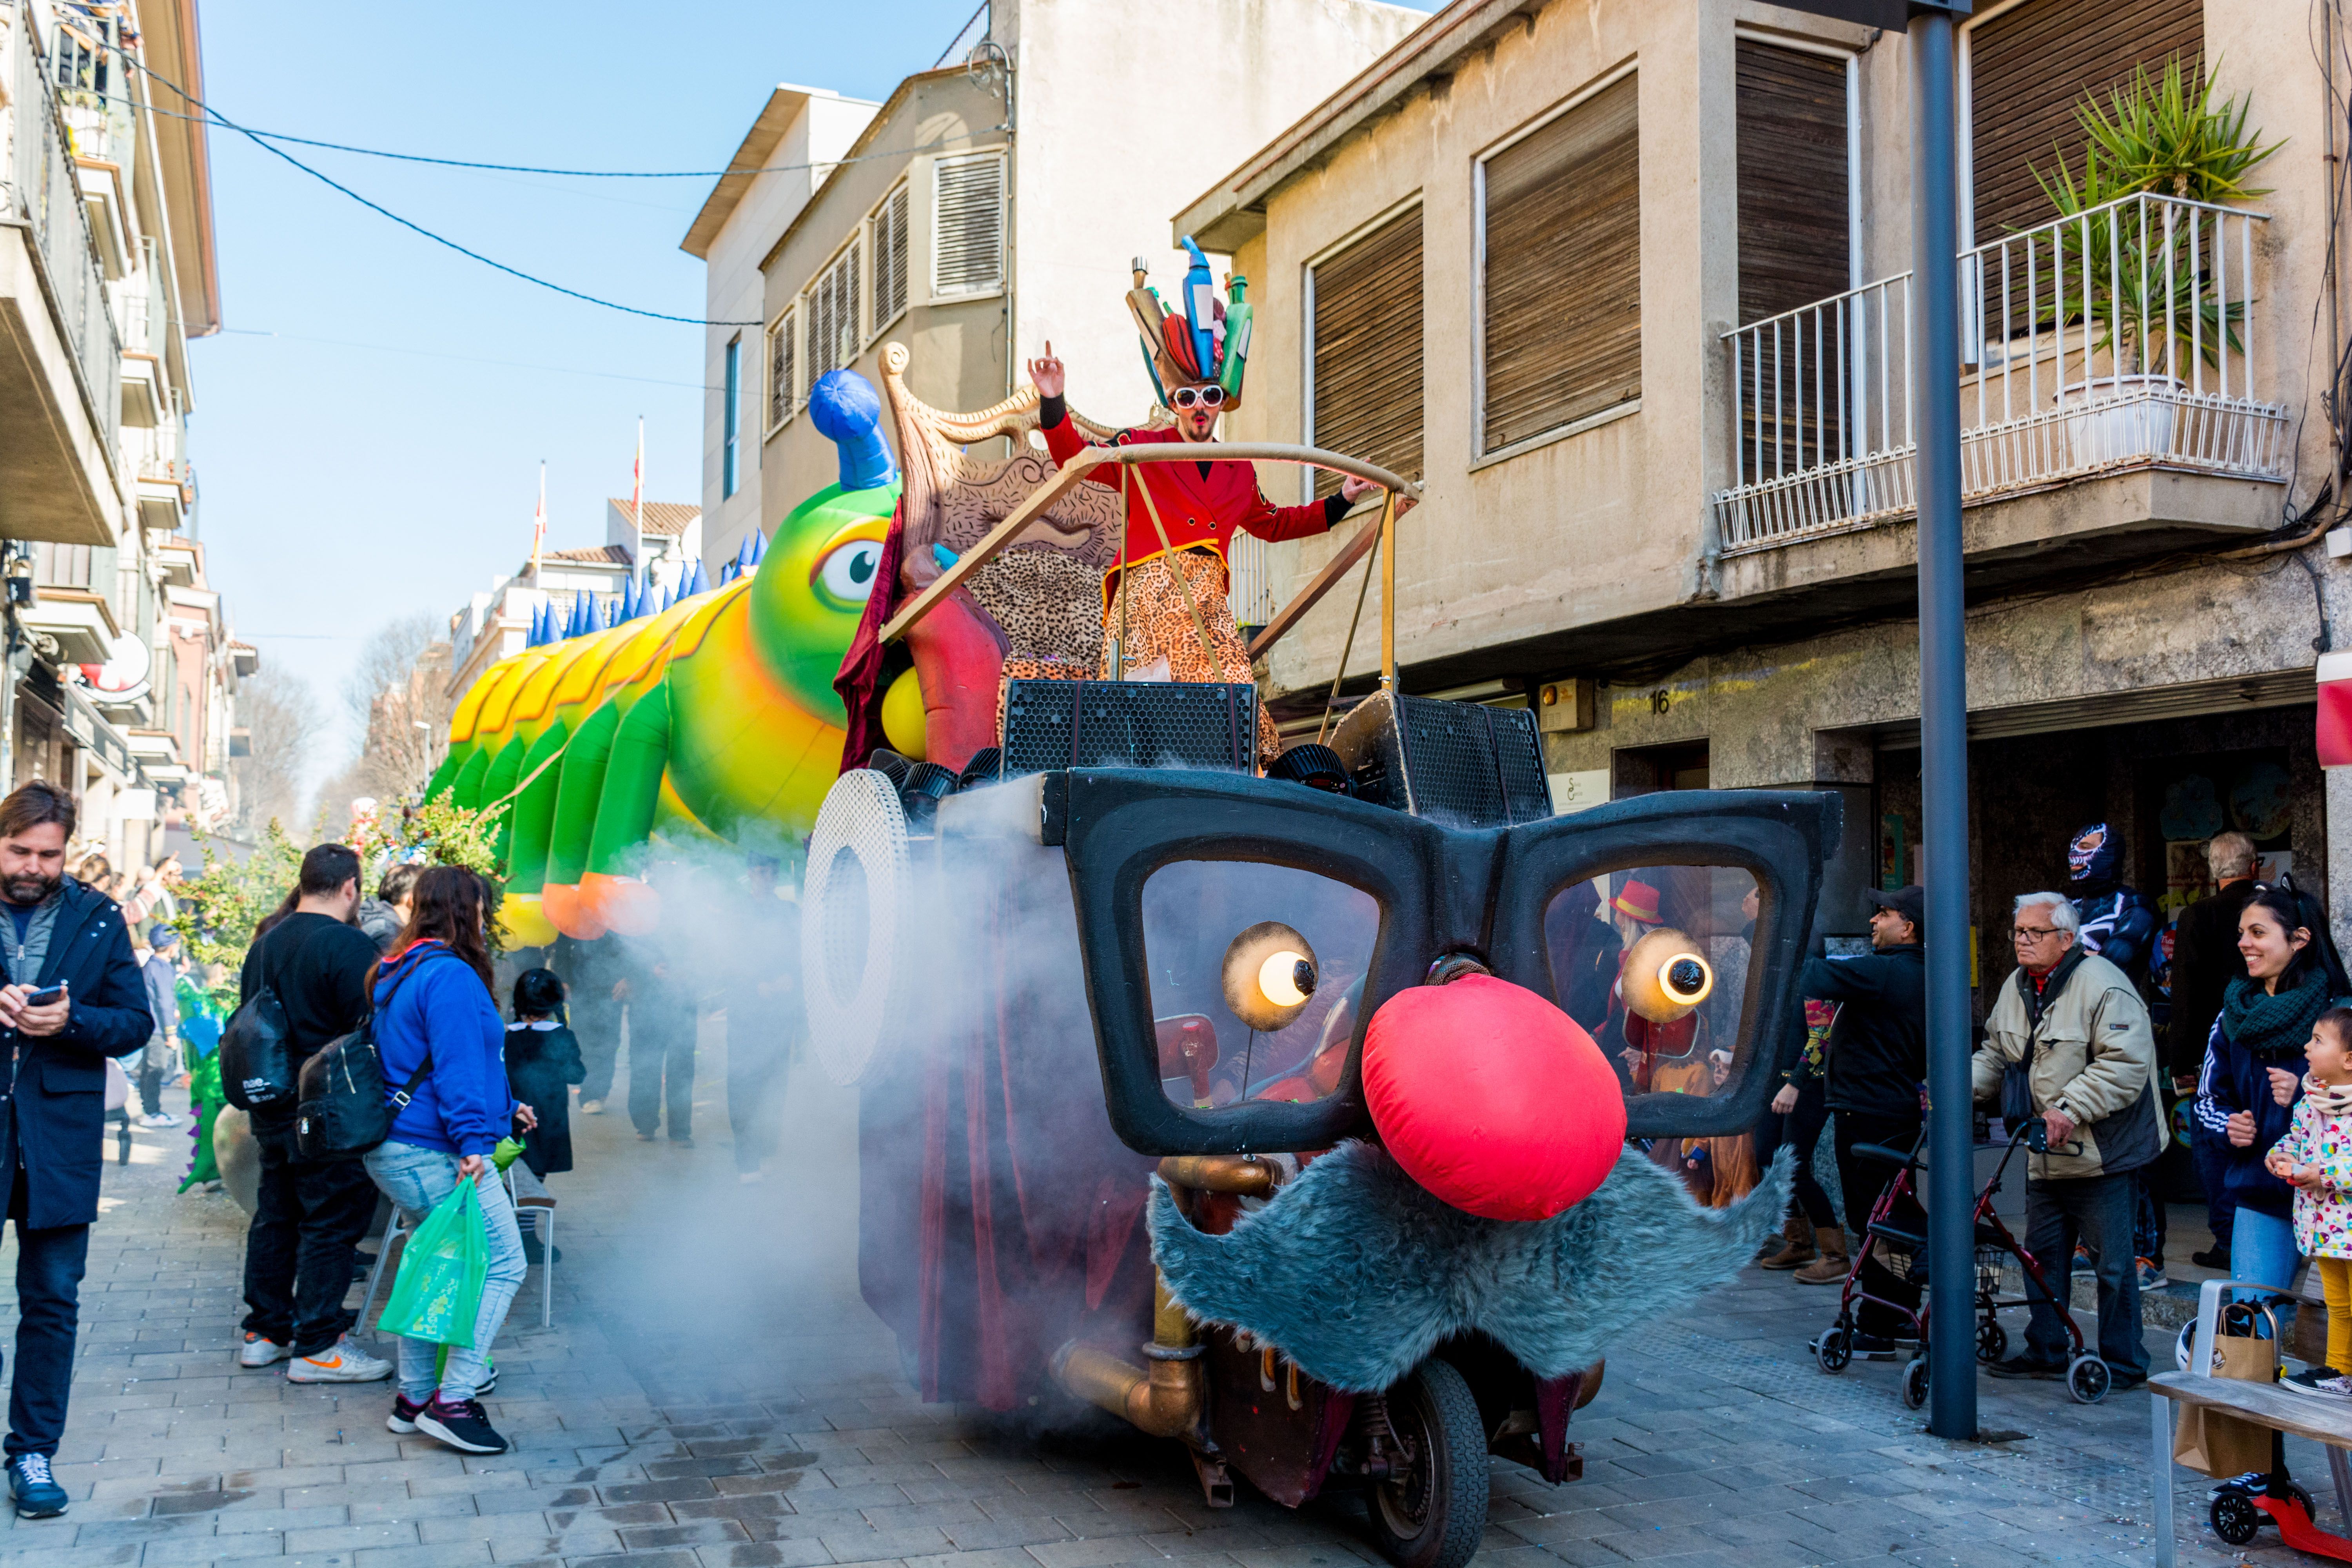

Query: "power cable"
left=215, top=327, right=721, bottom=393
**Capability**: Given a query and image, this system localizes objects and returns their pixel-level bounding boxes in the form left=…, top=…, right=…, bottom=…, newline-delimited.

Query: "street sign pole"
left=1907, top=4, right=1975, bottom=1441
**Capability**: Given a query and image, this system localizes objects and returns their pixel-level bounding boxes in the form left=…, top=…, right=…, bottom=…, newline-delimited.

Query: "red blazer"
left=1040, top=415, right=1336, bottom=597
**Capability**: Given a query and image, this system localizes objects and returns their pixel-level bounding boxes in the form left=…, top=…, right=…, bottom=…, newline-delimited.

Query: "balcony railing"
left=1, top=2, right=122, bottom=466
left=1714, top=192, right=2290, bottom=556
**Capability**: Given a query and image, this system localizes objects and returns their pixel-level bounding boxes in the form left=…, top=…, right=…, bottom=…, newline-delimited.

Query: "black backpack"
left=293, top=958, right=438, bottom=1162
left=220, top=922, right=323, bottom=1111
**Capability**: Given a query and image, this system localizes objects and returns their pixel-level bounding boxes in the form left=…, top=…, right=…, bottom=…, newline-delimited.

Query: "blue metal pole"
left=1908, top=7, right=1976, bottom=1441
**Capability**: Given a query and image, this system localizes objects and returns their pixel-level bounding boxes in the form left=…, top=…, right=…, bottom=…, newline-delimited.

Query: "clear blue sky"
left=187, top=0, right=991, bottom=762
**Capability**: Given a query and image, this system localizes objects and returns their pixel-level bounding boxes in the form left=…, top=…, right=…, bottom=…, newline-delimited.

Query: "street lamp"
left=1759, top=0, right=1975, bottom=1441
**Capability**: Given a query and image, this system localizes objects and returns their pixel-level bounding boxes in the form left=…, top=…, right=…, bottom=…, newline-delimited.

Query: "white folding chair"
left=505, top=1163, right=555, bottom=1328
left=355, top=1207, right=412, bottom=1340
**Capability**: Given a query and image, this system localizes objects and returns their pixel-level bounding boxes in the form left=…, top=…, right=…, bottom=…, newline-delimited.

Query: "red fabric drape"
left=833, top=497, right=911, bottom=776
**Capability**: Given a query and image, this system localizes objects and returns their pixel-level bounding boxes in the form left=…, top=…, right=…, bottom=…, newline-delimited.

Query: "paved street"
left=0, top=1023, right=2325, bottom=1568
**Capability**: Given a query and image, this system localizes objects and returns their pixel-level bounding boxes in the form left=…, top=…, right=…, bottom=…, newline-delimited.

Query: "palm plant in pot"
left=2031, top=54, right=2280, bottom=456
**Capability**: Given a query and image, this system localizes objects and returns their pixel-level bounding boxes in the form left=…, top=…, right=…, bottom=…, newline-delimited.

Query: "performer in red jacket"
left=1024, top=246, right=1406, bottom=760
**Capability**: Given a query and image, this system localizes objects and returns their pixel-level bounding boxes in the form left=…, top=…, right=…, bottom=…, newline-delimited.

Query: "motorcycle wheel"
left=1366, top=1359, right=1490, bottom=1568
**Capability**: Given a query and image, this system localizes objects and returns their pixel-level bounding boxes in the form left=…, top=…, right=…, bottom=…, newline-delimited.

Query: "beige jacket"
left=1970, top=949, right=2166, bottom=1181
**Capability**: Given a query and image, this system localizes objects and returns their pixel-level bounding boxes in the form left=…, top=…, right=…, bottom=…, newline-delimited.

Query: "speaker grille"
left=1000, top=679, right=1257, bottom=776
left=1333, top=691, right=1553, bottom=827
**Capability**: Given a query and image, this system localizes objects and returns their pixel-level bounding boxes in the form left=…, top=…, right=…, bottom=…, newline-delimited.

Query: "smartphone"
left=22, top=983, right=64, bottom=1008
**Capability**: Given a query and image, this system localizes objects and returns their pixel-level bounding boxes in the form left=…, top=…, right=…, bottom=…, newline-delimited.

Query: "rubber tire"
left=2284, top=1481, right=2318, bottom=1521
left=1976, top=1320, right=2008, bottom=1365
left=2210, top=1491, right=2261, bottom=1546
left=1816, top=1327, right=1852, bottom=1374
left=2067, top=1354, right=2111, bottom=1405
left=1365, top=1359, right=1490, bottom=1568
left=1900, top=1357, right=1929, bottom=1410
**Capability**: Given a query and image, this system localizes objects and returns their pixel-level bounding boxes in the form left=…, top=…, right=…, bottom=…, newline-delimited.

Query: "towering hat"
left=1125, top=235, right=1253, bottom=410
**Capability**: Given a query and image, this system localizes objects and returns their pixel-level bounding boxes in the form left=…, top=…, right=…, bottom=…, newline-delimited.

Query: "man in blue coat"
left=0, top=781, right=151, bottom=1517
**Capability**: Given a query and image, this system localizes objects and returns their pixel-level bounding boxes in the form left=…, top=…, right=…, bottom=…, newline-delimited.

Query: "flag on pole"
left=531, top=462, right=546, bottom=575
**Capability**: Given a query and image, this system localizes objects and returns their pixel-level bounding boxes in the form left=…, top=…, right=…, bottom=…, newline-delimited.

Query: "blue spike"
left=531, top=602, right=548, bottom=645
left=686, top=559, right=711, bottom=597
left=733, top=534, right=752, bottom=572
left=599, top=595, right=615, bottom=630
left=747, top=529, right=766, bottom=566
left=574, top=593, right=593, bottom=635
left=717, top=559, right=737, bottom=588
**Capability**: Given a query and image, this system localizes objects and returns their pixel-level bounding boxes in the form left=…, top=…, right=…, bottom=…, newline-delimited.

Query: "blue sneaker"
left=8, top=1453, right=66, bottom=1518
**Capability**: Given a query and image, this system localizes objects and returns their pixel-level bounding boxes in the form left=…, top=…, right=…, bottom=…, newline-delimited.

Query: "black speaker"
left=998, top=679, right=1258, bottom=777
left=1329, top=690, right=1552, bottom=827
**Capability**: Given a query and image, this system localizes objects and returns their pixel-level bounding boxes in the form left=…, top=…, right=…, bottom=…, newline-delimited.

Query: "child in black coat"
left=507, top=968, right=586, bottom=1187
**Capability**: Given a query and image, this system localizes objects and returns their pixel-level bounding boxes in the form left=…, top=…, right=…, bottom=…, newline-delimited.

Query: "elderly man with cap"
left=1971, top=891, right=2163, bottom=1388
left=1787, top=889, right=1929, bottom=1343
left=134, top=925, right=181, bottom=1129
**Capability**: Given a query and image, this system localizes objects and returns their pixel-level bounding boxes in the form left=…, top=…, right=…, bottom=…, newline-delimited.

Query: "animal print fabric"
left=965, top=547, right=1104, bottom=668
left=1098, top=548, right=1279, bottom=763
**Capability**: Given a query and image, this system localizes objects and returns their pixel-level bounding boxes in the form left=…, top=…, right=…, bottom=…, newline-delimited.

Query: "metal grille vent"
left=999, top=680, right=1257, bottom=777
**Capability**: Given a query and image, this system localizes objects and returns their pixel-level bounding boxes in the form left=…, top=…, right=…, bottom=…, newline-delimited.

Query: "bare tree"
left=340, top=613, right=455, bottom=804
left=232, top=668, right=323, bottom=833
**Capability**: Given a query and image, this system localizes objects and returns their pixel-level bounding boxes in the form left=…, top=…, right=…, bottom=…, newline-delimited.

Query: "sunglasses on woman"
left=1171, top=385, right=1226, bottom=410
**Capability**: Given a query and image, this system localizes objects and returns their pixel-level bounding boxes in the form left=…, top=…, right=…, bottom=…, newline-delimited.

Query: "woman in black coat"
left=506, top=969, right=584, bottom=1177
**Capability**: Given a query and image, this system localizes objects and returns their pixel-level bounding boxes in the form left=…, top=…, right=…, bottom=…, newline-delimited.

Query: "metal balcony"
left=1713, top=192, right=2289, bottom=556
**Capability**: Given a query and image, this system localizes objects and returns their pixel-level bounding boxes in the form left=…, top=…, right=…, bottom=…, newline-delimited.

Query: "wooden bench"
left=2149, top=1277, right=2352, bottom=1565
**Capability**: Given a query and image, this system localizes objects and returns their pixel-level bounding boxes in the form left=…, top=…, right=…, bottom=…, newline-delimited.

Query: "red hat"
left=1612, top=879, right=1663, bottom=925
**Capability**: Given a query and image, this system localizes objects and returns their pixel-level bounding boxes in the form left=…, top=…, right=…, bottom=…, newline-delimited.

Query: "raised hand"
left=1027, top=342, right=1065, bottom=400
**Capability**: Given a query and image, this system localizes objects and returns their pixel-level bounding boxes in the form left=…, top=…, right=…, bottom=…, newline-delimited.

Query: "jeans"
left=2230, top=1205, right=2301, bottom=1298
left=1753, top=1079, right=1834, bottom=1227
left=0, top=1169, right=87, bottom=1458
left=575, top=1002, right=619, bottom=1104
left=726, top=1023, right=791, bottom=1174
left=2133, top=1169, right=2167, bottom=1265
left=629, top=1014, right=696, bottom=1140
left=2193, top=1116, right=2238, bottom=1253
left=1831, top=1108, right=1924, bottom=1338
left=240, top=1122, right=378, bottom=1356
left=136, top=1038, right=167, bottom=1117
left=2021, top=1173, right=2147, bottom=1376
left=362, top=1140, right=527, bottom=1403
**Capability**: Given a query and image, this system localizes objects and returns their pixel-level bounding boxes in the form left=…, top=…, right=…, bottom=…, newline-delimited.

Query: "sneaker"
left=635, top=1131, right=655, bottom=1142
left=2285, top=1366, right=2347, bottom=1397
left=137, top=1112, right=179, bottom=1129
left=414, top=1395, right=508, bottom=1454
left=1988, top=1354, right=2066, bottom=1381
left=2319, top=1375, right=2352, bottom=1398
left=1849, top=1332, right=1901, bottom=1360
left=2137, top=1257, right=2168, bottom=1290
left=237, top=1332, right=290, bottom=1368
left=475, top=1363, right=496, bottom=1397
left=580, top=1099, right=604, bottom=1115
left=6, top=1454, right=65, bottom=1519
left=285, top=1336, right=394, bottom=1383
left=2191, top=1246, right=2230, bottom=1270
left=386, top=1393, right=426, bottom=1434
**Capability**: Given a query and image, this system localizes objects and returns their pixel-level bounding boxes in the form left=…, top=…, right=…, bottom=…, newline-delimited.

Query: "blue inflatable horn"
left=808, top=370, right=898, bottom=493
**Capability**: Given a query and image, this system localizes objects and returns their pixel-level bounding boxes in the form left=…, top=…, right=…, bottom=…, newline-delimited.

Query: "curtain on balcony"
left=1736, top=41, right=1850, bottom=485
left=1308, top=207, right=1424, bottom=499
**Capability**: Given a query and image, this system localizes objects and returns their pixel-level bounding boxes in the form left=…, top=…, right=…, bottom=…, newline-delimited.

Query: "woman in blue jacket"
left=361, top=867, right=529, bottom=1457
left=2194, top=884, right=2352, bottom=1294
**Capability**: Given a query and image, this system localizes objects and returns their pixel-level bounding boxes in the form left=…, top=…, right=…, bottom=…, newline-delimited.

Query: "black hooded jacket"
left=1794, top=942, right=1927, bottom=1118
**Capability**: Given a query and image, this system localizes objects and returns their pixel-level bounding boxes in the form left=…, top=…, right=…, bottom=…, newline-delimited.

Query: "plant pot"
left=2055, top=374, right=2184, bottom=467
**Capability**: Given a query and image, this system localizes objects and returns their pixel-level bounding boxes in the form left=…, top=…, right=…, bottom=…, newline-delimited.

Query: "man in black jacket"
left=0, top=782, right=151, bottom=1517
left=2168, top=830, right=2257, bottom=1267
left=1789, top=888, right=1929, bottom=1354
left=235, top=845, right=390, bottom=1385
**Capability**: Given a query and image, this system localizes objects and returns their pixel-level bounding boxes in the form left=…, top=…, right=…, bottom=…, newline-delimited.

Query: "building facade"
left=0, top=0, right=238, bottom=869
left=1183, top=0, right=2349, bottom=1002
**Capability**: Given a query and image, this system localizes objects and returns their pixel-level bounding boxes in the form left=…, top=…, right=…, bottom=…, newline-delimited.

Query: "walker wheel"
left=2210, top=1490, right=2262, bottom=1546
left=2066, top=1354, right=2111, bottom=1405
left=1815, top=1327, right=1851, bottom=1374
left=1900, top=1357, right=1929, bottom=1410
left=1976, top=1320, right=2008, bottom=1364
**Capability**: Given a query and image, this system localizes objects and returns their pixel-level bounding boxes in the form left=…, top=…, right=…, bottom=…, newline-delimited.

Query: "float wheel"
left=1366, top=1359, right=1490, bottom=1568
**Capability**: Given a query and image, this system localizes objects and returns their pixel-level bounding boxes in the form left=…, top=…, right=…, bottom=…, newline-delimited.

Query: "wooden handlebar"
left=877, top=442, right=1419, bottom=647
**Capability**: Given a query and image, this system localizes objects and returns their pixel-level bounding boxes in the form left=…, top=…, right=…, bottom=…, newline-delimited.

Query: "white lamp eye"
left=1258, top=950, right=1314, bottom=1008
left=1223, top=922, right=1319, bottom=1031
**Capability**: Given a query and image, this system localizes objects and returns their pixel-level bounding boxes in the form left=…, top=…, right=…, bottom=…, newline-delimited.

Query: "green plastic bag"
left=491, top=1137, right=524, bottom=1172
left=378, top=1179, right=489, bottom=1347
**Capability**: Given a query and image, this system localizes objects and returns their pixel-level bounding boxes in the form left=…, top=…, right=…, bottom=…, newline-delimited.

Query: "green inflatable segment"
left=588, top=682, right=672, bottom=878
left=423, top=749, right=463, bottom=806
left=544, top=699, right=622, bottom=889
left=451, top=747, right=492, bottom=812
left=481, top=735, right=529, bottom=863
left=504, top=721, right=570, bottom=896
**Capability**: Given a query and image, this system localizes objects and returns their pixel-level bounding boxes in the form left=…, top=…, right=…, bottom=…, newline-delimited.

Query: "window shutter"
left=767, top=309, right=795, bottom=429
left=1737, top=42, right=1848, bottom=325
left=933, top=153, right=1004, bottom=298
left=1309, top=208, right=1423, bottom=499
left=1481, top=74, right=1641, bottom=455
left=808, top=241, right=862, bottom=383
left=1969, top=0, right=2202, bottom=245
left=875, top=184, right=911, bottom=327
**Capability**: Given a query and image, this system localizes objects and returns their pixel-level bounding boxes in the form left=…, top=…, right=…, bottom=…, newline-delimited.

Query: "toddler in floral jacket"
left=2265, top=1006, right=2352, bottom=1396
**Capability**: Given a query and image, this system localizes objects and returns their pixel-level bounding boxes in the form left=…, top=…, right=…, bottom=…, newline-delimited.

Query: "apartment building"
left=733, top=0, right=1428, bottom=548
left=1183, top=0, right=2347, bottom=993
left=0, top=0, right=234, bottom=867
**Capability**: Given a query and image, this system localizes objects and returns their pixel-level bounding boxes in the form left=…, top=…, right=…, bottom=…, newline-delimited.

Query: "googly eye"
left=815, top=538, right=883, bottom=606
left=1222, top=921, right=1319, bottom=1032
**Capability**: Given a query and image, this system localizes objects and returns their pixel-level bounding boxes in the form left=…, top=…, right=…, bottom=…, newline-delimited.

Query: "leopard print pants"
left=1098, top=549, right=1279, bottom=764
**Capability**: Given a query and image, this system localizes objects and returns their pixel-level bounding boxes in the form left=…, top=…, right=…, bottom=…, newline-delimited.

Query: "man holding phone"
left=0, top=781, right=153, bottom=1517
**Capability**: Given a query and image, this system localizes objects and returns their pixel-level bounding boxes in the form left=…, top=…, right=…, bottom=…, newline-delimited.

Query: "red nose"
left=1361, top=974, right=1627, bottom=1221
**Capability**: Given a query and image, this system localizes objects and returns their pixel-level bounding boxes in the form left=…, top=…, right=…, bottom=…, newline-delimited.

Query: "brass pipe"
left=1157, top=1154, right=1278, bottom=1197
left=1049, top=1274, right=1204, bottom=1441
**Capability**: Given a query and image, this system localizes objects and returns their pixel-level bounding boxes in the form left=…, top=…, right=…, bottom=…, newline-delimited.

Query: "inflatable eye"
left=1620, top=927, right=1714, bottom=1024
left=1222, top=921, right=1318, bottom=1032
left=816, top=538, right=883, bottom=606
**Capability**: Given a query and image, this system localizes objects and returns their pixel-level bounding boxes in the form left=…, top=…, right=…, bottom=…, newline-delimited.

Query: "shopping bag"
left=2173, top=1308, right=2281, bottom=1479
left=377, top=1178, right=489, bottom=1347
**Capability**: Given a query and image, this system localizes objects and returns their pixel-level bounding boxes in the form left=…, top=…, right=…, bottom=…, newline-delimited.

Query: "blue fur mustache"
left=1150, top=1142, right=1793, bottom=1393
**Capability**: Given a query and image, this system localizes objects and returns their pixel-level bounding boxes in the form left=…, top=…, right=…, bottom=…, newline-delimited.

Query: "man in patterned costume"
left=1023, top=247, right=1404, bottom=760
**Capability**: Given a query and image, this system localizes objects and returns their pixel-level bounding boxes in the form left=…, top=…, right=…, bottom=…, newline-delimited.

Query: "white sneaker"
left=579, top=1099, right=603, bottom=1115
left=237, top=1332, right=290, bottom=1368
left=138, top=1112, right=180, bottom=1129
left=285, top=1336, right=393, bottom=1383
